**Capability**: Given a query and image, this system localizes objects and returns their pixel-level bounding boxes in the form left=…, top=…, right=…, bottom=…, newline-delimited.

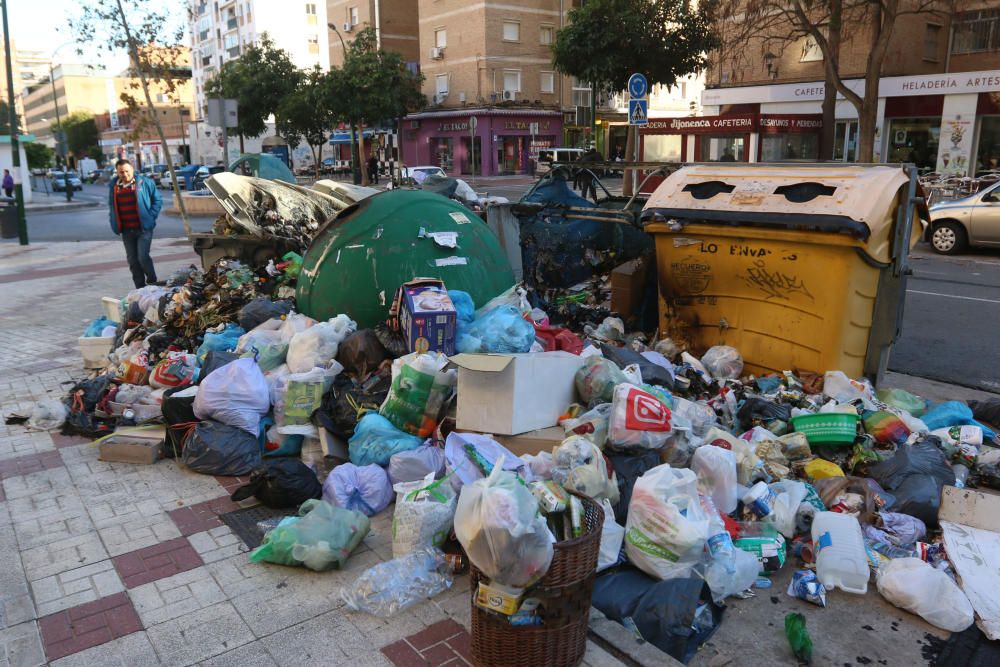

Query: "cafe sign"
left=644, top=114, right=756, bottom=134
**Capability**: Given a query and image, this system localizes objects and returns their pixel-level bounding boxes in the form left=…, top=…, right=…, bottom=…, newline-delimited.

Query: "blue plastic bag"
left=448, top=290, right=476, bottom=324
left=84, top=316, right=115, bottom=337
left=349, top=413, right=424, bottom=467
left=197, top=323, right=245, bottom=362
left=455, top=305, right=534, bottom=354
left=923, top=401, right=997, bottom=439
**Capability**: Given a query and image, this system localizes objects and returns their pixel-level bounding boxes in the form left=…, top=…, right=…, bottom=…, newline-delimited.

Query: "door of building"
left=833, top=121, right=858, bottom=162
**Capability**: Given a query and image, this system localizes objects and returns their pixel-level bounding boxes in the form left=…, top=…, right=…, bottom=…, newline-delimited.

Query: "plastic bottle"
left=811, top=511, right=869, bottom=594
left=700, top=495, right=735, bottom=571
left=784, top=612, right=813, bottom=664
left=951, top=463, right=970, bottom=489
left=867, top=539, right=917, bottom=560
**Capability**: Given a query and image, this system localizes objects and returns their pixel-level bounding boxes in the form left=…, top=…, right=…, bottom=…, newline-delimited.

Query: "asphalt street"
left=11, top=179, right=1000, bottom=394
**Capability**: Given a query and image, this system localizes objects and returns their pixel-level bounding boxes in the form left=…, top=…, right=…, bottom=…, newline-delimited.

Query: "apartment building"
left=677, top=2, right=1000, bottom=176
left=0, top=42, right=51, bottom=125
left=326, top=0, right=420, bottom=68
left=21, top=65, right=117, bottom=145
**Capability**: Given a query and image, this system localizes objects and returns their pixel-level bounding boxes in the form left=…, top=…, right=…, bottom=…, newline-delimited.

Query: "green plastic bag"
left=249, top=499, right=370, bottom=571
left=876, top=388, right=927, bottom=417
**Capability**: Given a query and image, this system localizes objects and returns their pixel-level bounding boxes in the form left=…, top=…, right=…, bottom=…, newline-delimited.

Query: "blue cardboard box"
left=399, top=279, right=457, bottom=355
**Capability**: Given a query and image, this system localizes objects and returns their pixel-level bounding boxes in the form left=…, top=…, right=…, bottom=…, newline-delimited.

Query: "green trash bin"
left=0, top=199, right=18, bottom=239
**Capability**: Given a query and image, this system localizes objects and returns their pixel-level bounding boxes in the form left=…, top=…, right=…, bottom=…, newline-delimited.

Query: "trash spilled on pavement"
left=9, top=171, right=1000, bottom=667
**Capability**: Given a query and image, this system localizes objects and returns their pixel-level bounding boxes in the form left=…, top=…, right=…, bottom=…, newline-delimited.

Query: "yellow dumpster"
left=641, top=164, right=925, bottom=382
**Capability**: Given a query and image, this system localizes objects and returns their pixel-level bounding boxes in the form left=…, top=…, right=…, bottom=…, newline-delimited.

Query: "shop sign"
left=644, top=114, right=756, bottom=134
left=503, top=120, right=551, bottom=131
left=438, top=121, right=471, bottom=132
left=758, top=115, right=823, bottom=133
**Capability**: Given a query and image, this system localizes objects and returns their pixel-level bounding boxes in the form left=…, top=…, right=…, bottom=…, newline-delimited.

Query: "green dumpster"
left=296, top=190, right=515, bottom=328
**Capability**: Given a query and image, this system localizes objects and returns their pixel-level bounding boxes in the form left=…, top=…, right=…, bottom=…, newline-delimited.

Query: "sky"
left=6, top=0, right=187, bottom=71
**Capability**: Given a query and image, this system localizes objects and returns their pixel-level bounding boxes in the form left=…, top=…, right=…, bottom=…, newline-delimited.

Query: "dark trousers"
left=3, top=187, right=11, bottom=197
left=369, top=167, right=379, bottom=184
left=122, top=228, right=157, bottom=288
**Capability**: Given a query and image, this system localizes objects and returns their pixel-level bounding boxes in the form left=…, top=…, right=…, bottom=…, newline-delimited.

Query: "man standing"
left=108, top=158, right=162, bottom=288
left=367, top=155, right=380, bottom=185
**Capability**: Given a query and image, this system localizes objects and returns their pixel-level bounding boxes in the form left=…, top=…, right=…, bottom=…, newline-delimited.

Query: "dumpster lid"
left=641, top=164, right=911, bottom=241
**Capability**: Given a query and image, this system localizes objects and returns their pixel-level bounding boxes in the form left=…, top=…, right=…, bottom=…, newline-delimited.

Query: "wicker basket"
left=470, top=491, right=603, bottom=667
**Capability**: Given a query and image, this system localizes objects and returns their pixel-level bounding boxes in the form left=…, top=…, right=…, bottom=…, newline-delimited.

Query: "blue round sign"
left=628, top=73, right=648, bottom=99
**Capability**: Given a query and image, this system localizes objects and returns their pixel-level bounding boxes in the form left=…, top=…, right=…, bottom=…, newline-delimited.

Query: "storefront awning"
left=329, top=129, right=376, bottom=145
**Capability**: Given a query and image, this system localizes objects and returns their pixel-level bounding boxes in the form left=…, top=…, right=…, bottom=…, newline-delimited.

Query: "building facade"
left=689, top=3, right=1000, bottom=176
left=326, top=0, right=420, bottom=68
left=0, top=42, right=51, bottom=126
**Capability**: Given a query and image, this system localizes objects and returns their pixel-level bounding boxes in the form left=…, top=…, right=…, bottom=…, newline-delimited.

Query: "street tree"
left=711, top=0, right=956, bottom=162
left=72, top=0, right=193, bottom=235
left=276, top=66, right=334, bottom=179
left=205, top=35, right=301, bottom=151
left=330, top=26, right=425, bottom=185
left=24, top=142, right=55, bottom=169
left=50, top=111, right=99, bottom=160
left=552, top=0, right=718, bottom=194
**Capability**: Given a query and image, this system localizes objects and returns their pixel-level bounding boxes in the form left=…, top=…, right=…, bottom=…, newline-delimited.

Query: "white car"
left=400, top=165, right=446, bottom=184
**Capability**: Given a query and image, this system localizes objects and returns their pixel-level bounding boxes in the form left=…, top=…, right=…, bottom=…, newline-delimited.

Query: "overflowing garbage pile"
left=19, top=242, right=1000, bottom=663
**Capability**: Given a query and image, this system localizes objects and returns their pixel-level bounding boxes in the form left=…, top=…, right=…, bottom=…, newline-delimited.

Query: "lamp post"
left=326, top=22, right=360, bottom=184
left=48, top=40, right=75, bottom=202
left=2, top=0, right=28, bottom=243
left=179, top=107, right=189, bottom=164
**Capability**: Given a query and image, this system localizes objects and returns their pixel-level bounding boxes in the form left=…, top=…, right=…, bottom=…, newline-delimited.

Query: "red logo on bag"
left=624, top=387, right=671, bottom=432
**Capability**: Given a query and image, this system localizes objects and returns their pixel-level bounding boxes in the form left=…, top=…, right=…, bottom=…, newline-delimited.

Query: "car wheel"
left=930, top=220, right=968, bottom=255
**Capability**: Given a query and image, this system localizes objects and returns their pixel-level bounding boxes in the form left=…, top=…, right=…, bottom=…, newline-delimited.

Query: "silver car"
left=927, top=180, right=1000, bottom=254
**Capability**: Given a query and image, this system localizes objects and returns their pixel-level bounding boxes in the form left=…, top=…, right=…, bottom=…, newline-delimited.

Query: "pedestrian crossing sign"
left=629, top=99, right=648, bottom=126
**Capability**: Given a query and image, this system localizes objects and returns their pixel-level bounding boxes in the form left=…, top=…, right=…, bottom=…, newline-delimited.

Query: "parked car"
left=399, top=165, right=447, bottom=185
left=50, top=171, right=83, bottom=192
left=537, top=148, right=585, bottom=175
left=926, top=180, right=1000, bottom=254
left=192, top=165, right=226, bottom=191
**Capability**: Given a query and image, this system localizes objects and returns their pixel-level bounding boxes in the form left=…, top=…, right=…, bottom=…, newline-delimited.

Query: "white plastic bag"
left=704, top=546, right=759, bottom=604
left=608, top=383, right=672, bottom=450
left=392, top=475, right=457, bottom=558
left=521, top=451, right=554, bottom=481
left=552, top=436, right=619, bottom=505
left=560, top=403, right=612, bottom=448
left=691, top=445, right=738, bottom=514
left=823, top=371, right=877, bottom=410
left=876, top=557, right=974, bottom=632
left=286, top=314, right=357, bottom=373
left=703, top=427, right=762, bottom=486
left=454, top=461, right=554, bottom=589
left=193, top=357, right=270, bottom=435
left=444, top=432, right=530, bottom=489
left=388, top=445, right=447, bottom=485
left=701, top=345, right=744, bottom=380
left=597, top=498, right=625, bottom=572
left=236, top=325, right=288, bottom=371
left=27, top=400, right=68, bottom=431
left=272, top=365, right=340, bottom=437
left=625, top=465, right=709, bottom=580
left=323, top=463, right=393, bottom=517
left=769, top=480, right=809, bottom=538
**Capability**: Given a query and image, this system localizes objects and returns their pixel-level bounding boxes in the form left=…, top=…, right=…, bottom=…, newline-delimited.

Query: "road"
left=13, top=179, right=1000, bottom=393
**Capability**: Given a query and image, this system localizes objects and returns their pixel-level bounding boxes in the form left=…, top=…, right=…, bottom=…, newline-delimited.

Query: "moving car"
left=399, top=165, right=446, bottom=185
left=927, top=180, right=1000, bottom=254
left=50, top=171, right=83, bottom=192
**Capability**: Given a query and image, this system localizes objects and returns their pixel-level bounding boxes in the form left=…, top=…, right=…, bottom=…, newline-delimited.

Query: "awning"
left=328, top=129, right=376, bottom=145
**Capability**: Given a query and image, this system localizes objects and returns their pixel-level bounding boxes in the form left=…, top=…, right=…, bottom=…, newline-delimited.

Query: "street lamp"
left=49, top=40, right=76, bottom=202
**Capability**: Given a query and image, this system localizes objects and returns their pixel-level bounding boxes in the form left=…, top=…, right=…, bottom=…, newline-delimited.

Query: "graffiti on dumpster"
left=742, top=259, right=813, bottom=301
left=671, top=256, right=713, bottom=294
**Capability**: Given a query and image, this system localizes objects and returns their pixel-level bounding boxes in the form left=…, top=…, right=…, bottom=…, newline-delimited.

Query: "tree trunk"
left=622, top=124, right=636, bottom=197
left=819, top=0, right=843, bottom=161
left=359, top=125, right=369, bottom=186
left=114, top=0, right=191, bottom=238
left=314, top=142, right=322, bottom=180
left=349, top=124, right=360, bottom=185
left=239, top=133, right=245, bottom=154
left=856, top=0, right=896, bottom=162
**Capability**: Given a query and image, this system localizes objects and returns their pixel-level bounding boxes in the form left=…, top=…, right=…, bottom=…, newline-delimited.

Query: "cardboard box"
left=611, top=258, right=648, bottom=317
left=940, top=486, right=1000, bottom=639
left=490, top=426, right=566, bottom=456
left=79, top=336, right=114, bottom=370
left=398, top=279, right=457, bottom=355
left=451, top=352, right=584, bottom=435
left=98, top=428, right=164, bottom=464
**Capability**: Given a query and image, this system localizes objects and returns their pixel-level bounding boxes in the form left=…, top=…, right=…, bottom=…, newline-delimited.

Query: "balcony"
left=227, top=46, right=241, bottom=58
left=952, top=10, right=1000, bottom=54
left=226, top=17, right=238, bottom=30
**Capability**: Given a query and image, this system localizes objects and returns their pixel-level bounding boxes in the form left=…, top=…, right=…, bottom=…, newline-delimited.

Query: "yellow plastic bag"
left=804, top=458, right=845, bottom=480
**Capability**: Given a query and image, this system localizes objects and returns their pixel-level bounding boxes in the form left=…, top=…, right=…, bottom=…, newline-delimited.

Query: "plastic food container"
left=790, top=413, right=859, bottom=445
left=811, top=511, right=869, bottom=594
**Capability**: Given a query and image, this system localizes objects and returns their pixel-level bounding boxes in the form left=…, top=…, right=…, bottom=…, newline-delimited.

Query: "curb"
left=26, top=201, right=101, bottom=213
left=587, top=608, right=684, bottom=667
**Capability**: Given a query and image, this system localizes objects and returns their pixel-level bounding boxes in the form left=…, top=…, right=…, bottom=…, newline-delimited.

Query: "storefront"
left=701, top=69, right=1000, bottom=176
left=640, top=114, right=757, bottom=163
left=400, top=109, right=563, bottom=177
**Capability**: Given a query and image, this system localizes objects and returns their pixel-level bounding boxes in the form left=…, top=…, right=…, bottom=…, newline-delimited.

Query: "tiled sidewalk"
left=0, top=240, right=626, bottom=667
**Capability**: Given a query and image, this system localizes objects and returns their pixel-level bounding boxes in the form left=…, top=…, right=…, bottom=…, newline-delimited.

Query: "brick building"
left=657, top=3, right=1000, bottom=176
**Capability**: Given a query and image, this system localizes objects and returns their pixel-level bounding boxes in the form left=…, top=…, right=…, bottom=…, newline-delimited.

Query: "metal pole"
left=3, top=0, right=28, bottom=244
left=48, top=63, right=71, bottom=201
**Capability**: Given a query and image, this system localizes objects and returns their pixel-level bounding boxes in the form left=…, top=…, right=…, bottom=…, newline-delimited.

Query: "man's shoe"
left=148, top=280, right=166, bottom=286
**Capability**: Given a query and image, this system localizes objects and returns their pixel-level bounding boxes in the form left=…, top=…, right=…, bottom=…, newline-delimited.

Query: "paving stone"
left=0, top=432, right=55, bottom=461
left=111, top=536, right=204, bottom=589
left=0, top=587, right=35, bottom=632
left=167, top=495, right=243, bottom=537
left=188, top=525, right=248, bottom=564
left=49, top=631, right=160, bottom=667
left=128, top=566, right=227, bottom=627
left=96, top=510, right=182, bottom=558
left=48, top=434, right=91, bottom=450
left=260, top=609, right=362, bottom=665
left=31, top=559, right=125, bottom=617
left=12, top=510, right=94, bottom=552
left=21, top=533, right=109, bottom=583
left=145, top=602, right=254, bottom=667
left=1, top=465, right=72, bottom=501
left=37, top=592, right=142, bottom=662
left=0, top=621, right=45, bottom=667
left=196, top=640, right=279, bottom=667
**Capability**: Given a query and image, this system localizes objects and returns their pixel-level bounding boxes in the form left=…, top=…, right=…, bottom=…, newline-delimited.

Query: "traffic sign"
left=628, top=99, right=649, bottom=126
left=628, top=73, right=648, bottom=100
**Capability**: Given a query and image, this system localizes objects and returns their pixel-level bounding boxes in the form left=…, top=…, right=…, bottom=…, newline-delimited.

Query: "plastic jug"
left=691, top=445, right=738, bottom=513
left=811, top=511, right=869, bottom=594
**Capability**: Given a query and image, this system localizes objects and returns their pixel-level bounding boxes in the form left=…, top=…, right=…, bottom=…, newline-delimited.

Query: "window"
left=924, top=23, right=941, bottom=61
left=645, top=135, right=682, bottom=162
left=540, top=71, right=554, bottom=94
left=435, top=74, right=449, bottom=96
left=435, top=28, right=446, bottom=48
left=349, top=7, right=359, bottom=26
left=502, top=20, right=520, bottom=42
left=503, top=69, right=521, bottom=93
left=305, top=3, right=316, bottom=14
left=540, top=24, right=554, bottom=45
left=223, top=34, right=239, bottom=49
left=571, top=77, right=590, bottom=108
left=307, top=35, right=319, bottom=54
left=952, top=10, right=1000, bottom=54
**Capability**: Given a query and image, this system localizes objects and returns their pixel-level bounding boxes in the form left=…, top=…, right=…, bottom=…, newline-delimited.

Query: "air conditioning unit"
left=430, top=47, right=443, bottom=59
left=343, top=22, right=353, bottom=32
left=458, top=92, right=466, bottom=103
left=502, top=90, right=515, bottom=101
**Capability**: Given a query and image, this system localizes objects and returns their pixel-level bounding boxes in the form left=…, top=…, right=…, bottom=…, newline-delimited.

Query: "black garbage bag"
left=600, top=344, right=674, bottom=389
left=968, top=398, right=1000, bottom=431
left=199, top=351, right=240, bottom=384
left=607, top=448, right=662, bottom=524
left=70, top=374, right=113, bottom=413
left=312, top=365, right=392, bottom=439
left=230, top=459, right=322, bottom=508
left=592, top=566, right=724, bottom=664
left=736, top=397, right=792, bottom=431
left=161, top=387, right=198, bottom=459
left=870, top=438, right=955, bottom=527
left=336, top=330, right=388, bottom=378
left=374, top=323, right=408, bottom=359
left=238, top=297, right=293, bottom=332
left=182, top=420, right=262, bottom=476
